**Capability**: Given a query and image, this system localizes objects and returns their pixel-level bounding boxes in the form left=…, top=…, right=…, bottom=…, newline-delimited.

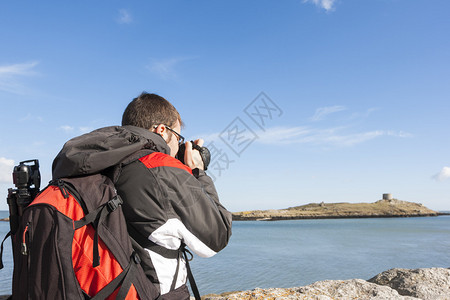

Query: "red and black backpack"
left=1, top=126, right=204, bottom=299
left=1, top=170, right=160, bottom=299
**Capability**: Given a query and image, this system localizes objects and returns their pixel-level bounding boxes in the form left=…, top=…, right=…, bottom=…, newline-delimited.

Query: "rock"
left=296, top=279, right=417, bottom=300
left=203, top=268, right=450, bottom=299
left=368, top=267, right=450, bottom=299
left=204, top=279, right=417, bottom=299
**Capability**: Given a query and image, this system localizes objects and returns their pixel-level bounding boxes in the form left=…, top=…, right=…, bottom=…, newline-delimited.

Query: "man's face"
left=152, top=120, right=183, bottom=157
left=166, top=120, right=181, bottom=157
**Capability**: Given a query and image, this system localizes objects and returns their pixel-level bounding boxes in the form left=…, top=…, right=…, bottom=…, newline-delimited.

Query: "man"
left=116, top=92, right=232, bottom=299
left=52, top=92, right=232, bottom=299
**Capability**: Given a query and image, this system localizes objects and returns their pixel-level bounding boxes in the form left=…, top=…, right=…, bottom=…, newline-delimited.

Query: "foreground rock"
left=204, top=268, right=450, bottom=300
left=233, top=199, right=438, bottom=221
left=204, top=280, right=416, bottom=299
left=368, top=268, right=450, bottom=299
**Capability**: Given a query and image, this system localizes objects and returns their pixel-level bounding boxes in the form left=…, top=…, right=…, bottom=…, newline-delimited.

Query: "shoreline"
left=233, top=212, right=449, bottom=221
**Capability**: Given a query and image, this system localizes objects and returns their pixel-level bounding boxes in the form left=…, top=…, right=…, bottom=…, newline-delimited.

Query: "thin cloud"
left=349, top=107, right=379, bottom=120
left=266, top=127, right=413, bottom=146
left=146, top=57, right=196, bottom=80
left=79, top=126, right=94, bottom=133
left=256, top=126, right=312, bottom=143
left=386, top=130, right=413, bottom=138
left=316, top=129, right=384, bottom=146
left=200, top=105, right=412, bottom=148
left=433, top=167, right=450, bottom=182
left=19, top=113, right=44, bottom=122
left=310, top=105, right=346, bottom=121
left=0, top=157, right=14, bottom=183
left=303, top=0, right=337, bottom=11
left=202, top=126, right=412, bottom=148
left=60, top=125, right=93, bottom=134
left=257, top=127, right=385, bottom=147
left=117, top=9, right=132, bottom=24
left=32, top=141, right=46, bottom=147
left=196, top=132, right=222, bottom=144
left=0, top=61, right=39, bottom=94
left=60, top=125, right=75, bottom=133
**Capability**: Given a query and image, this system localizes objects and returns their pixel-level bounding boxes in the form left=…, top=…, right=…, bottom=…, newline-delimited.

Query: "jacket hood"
left=52, top=125, right=169, bottom=179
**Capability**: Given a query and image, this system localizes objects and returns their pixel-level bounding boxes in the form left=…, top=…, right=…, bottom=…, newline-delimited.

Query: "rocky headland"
left=232, top=199, right=441, bottom=221
left=203, top=267, right=450, bottom=299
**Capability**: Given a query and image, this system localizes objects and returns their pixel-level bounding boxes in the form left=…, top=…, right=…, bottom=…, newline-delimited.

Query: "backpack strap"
left=0, top=231, right=11, bottom=269
left=51, top=179, right=123, bottom=268
left=181, top=245, right=201, bottom=300
left=91, top=251, right=162, bottom=300
left=168, top=244, right=200, bottom=300
left=74, top=195, right=123, bottom=267
left=63, top=180, right=154, bottom=299
left=128, top=223, right=201, bottom=299
left=127, top=225, right=179, bottom=259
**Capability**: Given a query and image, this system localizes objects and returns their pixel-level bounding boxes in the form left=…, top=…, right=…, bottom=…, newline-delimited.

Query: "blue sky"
left=1, top=0, right=449, bottom=212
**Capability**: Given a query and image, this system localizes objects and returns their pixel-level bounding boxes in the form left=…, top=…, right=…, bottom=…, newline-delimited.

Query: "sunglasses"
left=164, top=125, right=185, bottom=146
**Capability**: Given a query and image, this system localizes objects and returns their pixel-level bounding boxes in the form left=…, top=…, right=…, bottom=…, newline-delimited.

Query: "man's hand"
left=183, top=139, right=205, bottom=170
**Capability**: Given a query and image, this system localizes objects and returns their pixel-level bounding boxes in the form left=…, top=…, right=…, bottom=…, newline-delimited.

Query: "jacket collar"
left=52, top=125, right=171, bottom=178
left=122, top=125, right=170, bottom=154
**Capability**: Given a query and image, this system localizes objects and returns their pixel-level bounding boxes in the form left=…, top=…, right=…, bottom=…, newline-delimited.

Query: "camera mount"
left=7, top=159, right=41, bottom=234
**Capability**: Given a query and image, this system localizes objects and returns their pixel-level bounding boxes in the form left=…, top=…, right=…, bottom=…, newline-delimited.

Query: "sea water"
left=190, top=216, right=450, bottom=295
left=0, top=212, right=449, bottom=296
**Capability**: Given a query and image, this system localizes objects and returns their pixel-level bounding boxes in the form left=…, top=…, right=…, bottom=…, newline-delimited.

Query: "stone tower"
left=382, top=193, right=393, bottom=200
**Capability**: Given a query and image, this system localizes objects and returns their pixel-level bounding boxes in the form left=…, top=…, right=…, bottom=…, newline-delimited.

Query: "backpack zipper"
left=21, top=223, right=29, bottom=255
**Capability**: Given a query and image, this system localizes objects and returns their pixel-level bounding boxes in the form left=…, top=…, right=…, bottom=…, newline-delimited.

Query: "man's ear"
left=153, top=124, right=170, bottom=144
left=153, top=124, right=166, bottom=135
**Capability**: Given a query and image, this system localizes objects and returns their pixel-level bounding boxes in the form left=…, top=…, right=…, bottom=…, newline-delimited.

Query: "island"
left=232, top=197, right=441, bottom=221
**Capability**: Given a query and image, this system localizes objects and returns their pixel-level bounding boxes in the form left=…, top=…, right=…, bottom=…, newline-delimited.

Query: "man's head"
left=122, top=92, right=184, bottom=157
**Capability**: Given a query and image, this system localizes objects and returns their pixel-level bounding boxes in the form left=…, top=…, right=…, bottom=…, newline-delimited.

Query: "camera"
left=177, top=142, right=211, bottom=170
left=7, top=160, right=41, bottom=234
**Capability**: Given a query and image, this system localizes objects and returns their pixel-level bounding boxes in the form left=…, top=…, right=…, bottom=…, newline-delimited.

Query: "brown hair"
left=122, top=92, right=183, bottom=129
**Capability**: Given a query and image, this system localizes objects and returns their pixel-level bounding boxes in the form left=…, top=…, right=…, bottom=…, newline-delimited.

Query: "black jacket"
left=52, top=125, right=232, bottom=297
